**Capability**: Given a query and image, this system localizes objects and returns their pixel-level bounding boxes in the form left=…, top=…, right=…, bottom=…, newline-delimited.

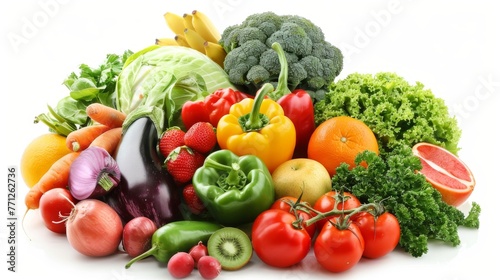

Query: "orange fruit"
left=412, top=142, right=475, bottom=207
left=20, top=133, right=72, bottom=188
left=307, top=116, right=379, bottom=177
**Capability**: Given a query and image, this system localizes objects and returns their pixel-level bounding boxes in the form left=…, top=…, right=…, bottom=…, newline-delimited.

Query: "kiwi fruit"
left=207, top=227, right=253, bottom=270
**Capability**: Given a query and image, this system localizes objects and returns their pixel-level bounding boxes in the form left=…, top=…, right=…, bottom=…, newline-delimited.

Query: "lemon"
left=20, top=133, right=72, bottom=188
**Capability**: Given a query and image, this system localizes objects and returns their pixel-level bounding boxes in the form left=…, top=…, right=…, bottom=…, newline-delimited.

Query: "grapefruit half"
left=412, top=142, right=475, bottom=207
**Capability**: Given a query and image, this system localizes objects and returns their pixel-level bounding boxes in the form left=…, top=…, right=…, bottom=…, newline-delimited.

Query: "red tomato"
left=39, top=188, right=78, bottom=234
left=314, top=218, right=365, bottom=273
left=352, top=211, right=401, bottom=259
left=312, top=191, right=361, bottom=230
left=252, top=209, right=311, bottom=268
left=270, top=196, right=316, bottom=237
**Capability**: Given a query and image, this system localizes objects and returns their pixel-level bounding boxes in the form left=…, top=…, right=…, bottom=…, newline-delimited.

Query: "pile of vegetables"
left=26, top=9, right=481, bottom=278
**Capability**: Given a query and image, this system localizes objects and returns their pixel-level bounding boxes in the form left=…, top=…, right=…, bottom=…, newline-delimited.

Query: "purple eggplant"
left=105, top=117, right=182, bottom=228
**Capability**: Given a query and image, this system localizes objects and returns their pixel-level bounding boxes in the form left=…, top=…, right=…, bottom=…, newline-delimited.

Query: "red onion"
left=68, top=146, right=120, bottom=200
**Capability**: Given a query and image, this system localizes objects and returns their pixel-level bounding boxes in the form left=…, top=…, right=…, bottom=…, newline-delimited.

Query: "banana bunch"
left=156, top=10, right=226, bottom=67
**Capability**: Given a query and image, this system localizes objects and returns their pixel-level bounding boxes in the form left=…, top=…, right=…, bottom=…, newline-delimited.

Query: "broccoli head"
left=220, top=12, right=343, bottom=96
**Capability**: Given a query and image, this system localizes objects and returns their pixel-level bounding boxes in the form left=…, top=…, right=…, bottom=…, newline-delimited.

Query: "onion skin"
left=66, top=199, right=123, bottom=257
left=122, top=217, right=157, bottom=258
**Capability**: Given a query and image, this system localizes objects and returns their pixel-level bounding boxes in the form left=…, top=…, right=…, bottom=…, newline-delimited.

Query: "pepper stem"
left=203, top=157, right=245, bottom=189
left=243, top=83, right=274, bottom=130
left=269, top=42, right=291, bottom=101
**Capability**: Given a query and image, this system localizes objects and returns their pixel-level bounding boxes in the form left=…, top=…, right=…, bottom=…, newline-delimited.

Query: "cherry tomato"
left=312, top=191, right=361, bottom=230
left=252, top=209, right=311, bottom=268
left=270, top=196, right=316, bottom=237
left=314, top=218, right=365, bottom=273
left=39, top=188, right=78, bottom=234
left=352, top=211, right=401, bottom=259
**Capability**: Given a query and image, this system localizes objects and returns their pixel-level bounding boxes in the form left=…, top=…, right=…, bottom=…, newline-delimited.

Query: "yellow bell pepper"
left=216, top=83, right=296, bottom=172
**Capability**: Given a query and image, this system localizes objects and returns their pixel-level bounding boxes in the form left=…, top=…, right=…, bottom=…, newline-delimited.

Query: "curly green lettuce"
left=314, top=72, right=462, bottom=154
left=332, top=147, right=481, bottom=258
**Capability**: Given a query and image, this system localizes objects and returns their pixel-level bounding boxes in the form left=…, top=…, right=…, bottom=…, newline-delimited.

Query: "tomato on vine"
left=314, top=217, right=365, bottom=273
left=251, top=209, right=311, bottom=268
left=352, top=211, right=401, bottom=259
left=270, top=196, right=316, bottom=237
left=312, top=191, right=361, bottom=230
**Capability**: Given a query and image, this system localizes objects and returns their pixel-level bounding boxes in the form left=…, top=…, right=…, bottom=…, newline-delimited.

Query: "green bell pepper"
left=192, top=149, right=275, bottom=226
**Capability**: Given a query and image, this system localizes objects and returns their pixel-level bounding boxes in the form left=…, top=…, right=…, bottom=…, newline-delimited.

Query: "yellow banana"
left=183, top=28, right=206, bottom=53
left=191, top=10, right=221, bottom=43
left=204, top=41, right=226, bottom=67
left=183, top=13, right=195, bottom=30
left=174, top=34, right=190, bottom=47
left=155, top=37, right=178, bottom=46
left=164, top=12, right=185, bottom=35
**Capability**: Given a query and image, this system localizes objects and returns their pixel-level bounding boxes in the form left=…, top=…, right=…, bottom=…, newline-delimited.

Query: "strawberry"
left=182, top=184, right=206, bottom=215
left=166, top=146, right=205, bottom=184
left=159, top=126, right=186, bottom=158
left=184, top=122, right=217, bottom=154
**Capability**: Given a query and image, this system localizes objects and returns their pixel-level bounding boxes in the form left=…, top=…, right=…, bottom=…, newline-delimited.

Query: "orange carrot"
left=86, top=103, right=127, bottom=128
left=24, top=151, right=80, bottom=210
left=66, top=124, right=111, bottom=152
left=89, top=127, right=123, bottom=155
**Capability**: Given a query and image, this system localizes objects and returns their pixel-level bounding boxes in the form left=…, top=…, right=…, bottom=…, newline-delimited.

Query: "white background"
left=1, top=0, right=499, bottom=279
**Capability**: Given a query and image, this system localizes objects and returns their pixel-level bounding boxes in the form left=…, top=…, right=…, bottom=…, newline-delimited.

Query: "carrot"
left=86, top=103, right=127, bottom=129
left=89, top=127, right=123, bottom=155
left=66, top=124, right=111, bottom=152
left=24, top=151, right=80, bottom=210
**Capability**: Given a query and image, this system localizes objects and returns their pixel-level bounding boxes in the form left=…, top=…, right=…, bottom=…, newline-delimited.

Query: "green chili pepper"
left=192, top=149, right=275, bottom=226
left=125, top=220, right=222, bottom=268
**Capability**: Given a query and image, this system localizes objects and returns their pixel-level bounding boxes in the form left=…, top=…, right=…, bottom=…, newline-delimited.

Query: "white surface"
left=2, top=0, right=499, bottom=279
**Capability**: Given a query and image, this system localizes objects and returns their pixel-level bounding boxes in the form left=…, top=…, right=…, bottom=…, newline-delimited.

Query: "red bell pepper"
left=181, top=88, right=252, bottom=129
left=268, top=42, right=316, bottom=158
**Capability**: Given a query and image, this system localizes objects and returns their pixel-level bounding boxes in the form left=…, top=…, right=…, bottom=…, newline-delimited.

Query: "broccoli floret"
left=220, top=12, right=343, bottom=96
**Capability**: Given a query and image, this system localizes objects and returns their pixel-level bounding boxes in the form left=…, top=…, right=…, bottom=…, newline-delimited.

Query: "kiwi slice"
left=207, top=227, right=253, bottom=270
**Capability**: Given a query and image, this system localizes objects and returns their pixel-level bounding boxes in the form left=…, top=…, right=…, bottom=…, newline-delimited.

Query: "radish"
left=64, top=199, right=123, bottom=257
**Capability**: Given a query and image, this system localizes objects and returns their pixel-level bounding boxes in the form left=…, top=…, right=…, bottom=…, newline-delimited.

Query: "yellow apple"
left=271, top=158, right=332, bottom=205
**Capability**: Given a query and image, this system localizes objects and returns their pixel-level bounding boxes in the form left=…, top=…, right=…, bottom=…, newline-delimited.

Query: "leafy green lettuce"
left=314, top=72, right=462, bottom=154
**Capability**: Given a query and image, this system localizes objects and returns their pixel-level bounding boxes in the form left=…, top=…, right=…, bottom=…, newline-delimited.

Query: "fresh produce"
left=85, top=103, right=127, bottom=129
left=252, top=209, right=311, bottom=268
left=188, top=241, right=209, bottom=267
left=38, top=188, right=78, bottom=234
left=88, top=127, right=123, bottom=155
left=125, top=220, right=223, bottom=267
left=312, top=191, right=362, bottom=232
left=35, top=50, right=133, bottom=135
left=216, top=81, right=296, bottom=172
left=20, top=133, right=72, bottom=188
left=270, top=196, right=316, bottom=237
left=158, top=126, right=186, bottom=157
left=197, top=256, right=222, bottom=279
left=352, top=211, right=401, bottom=259
left=267, top=41, right=316, bottom=158
left=332, top=147, right=481, bottom=257
left=115, top=45, right=234, bottom=133
left=314, top=217, right=365, bottom=273
left=192, top=149, right=275, bottom=226
left=181, top=88, right=252, bottom=130
left=68, top=146, right=120, bottom=200
left=166, top=146, right=205, bottom=184
left=206, top=227, right=253, bottom=271
left=159, top=10, right=226, bottom=67
left=105, top=117, right=182, bottom=228
left=412, top=142, right=475, bottom=207
left=65, top=124, right=112, bottom=152
left=219, top=11, right=343, bottom=98
left=314, top=72, right=462, bottom=155
left=271, top=158, right=331, bottom=206
left=122, top=217, right=158, bottom=258
left=308, top=115, right=379, bottom=176
left=182, top=184, right=206, bottom=215
left=24, top=151, right=80, bottom=210
left=167, top=252, right=195, bottom=278
left=183, top=122, right=217, bottom=154
left=65, top=199, right=123, bottom=257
